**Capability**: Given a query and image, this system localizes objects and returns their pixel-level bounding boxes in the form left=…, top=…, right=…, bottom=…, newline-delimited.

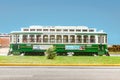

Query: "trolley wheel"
left=105, top=52, right=110, bottom=56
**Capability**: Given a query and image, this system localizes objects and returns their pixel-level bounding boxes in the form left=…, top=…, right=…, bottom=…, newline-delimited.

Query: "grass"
left=0, top=56, right=120, bottom=65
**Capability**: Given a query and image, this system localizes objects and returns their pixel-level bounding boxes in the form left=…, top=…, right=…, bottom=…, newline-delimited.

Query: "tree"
left=45, top=46, right=56, bottom=59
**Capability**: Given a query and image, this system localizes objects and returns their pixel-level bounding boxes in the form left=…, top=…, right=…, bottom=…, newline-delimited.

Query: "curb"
left=1, top=63, right=120, bottom=66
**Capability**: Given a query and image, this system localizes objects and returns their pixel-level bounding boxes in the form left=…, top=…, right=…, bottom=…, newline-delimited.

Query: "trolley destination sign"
left=65, top=45, right=85, bottom=50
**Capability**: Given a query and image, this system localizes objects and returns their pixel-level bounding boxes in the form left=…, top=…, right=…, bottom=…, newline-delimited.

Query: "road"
left=0, top=66, right=120, bottom=80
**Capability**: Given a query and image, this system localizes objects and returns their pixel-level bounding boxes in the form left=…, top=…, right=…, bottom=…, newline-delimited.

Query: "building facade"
left=0, top=33, right=10, bottom=48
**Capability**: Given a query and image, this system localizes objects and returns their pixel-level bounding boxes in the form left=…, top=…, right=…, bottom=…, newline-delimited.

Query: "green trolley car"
left=9, top=25, right=109, bottom=56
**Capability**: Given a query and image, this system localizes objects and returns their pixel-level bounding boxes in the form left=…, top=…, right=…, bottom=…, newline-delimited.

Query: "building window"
left=83, top=29, right=87, bottom=32
left=36, top=35, right=41, bottom=42
left=43, top=29, right=48, bottom=31
left=63, top=35, right=68, bottom=43
left=77, top=35, right=82, bottom=43
left=23, top=35, right=27, bottom=43
left=56, top=29, right=61, bottom=31
left=98, top=36, right=104, bottom=43
left=23, top=29, right=29, bottom=31
left=37, top=29, right=42, bottom=31
left=70, top=35, right=75, bottom=43
left=89, top=29, right=94, bottom=32
left=50, top=35, right=55, bottom=43
left=63, top=29, right=68, bottom=32
left=76, top=29, right=81, bottom=32
left=30, top=29, right=35, bottom=31
left=43, top=35, right=48, bottom=42
left=83, top=35, right=88, bottom=43
left=90, top=36, right=95, bottom=43
left=56, top=35, right=62, bottom=43
left=69, top=29, right=74, bottom=32
left=50, top=29, right=55, bottom=31
left=30, top=35, right=35, bottom=42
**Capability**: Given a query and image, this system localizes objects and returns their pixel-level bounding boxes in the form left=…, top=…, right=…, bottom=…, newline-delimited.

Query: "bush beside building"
left=0, top=33, right=10, bottom=48
left=108, top=45, right=120, bottom=52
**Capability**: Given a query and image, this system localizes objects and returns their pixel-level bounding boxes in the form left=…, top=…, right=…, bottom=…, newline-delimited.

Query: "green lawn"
left=0, top=56, right=120, bottom=65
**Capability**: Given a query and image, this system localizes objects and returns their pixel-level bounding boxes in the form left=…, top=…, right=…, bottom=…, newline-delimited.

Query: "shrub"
left=45, top=46, right=56, bottom=59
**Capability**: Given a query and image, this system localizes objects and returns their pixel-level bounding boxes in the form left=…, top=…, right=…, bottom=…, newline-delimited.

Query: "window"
left=77, top=35, right=82, bottom=43
left=43, top=29, right=48, bottom=31
left=76, top=29, right=81, bottom=32
left=23, top=29, right=29, bottom=31
left=30, top=29, right=35, bottom=31
left=23, top=35, right=27, bottom=43
left=90, top=36, right=95, bottom=43
left=98, top=36, right=104, bottom=43
left=82, top=29, right=87, bottom=32
left=50, top=35, right=55, bottom=43
left=70, top=35, right=75, bottom=43
left=56, top=35, right=62, bottom=43
left=37, top=29, right=42, bottom=31
left=63, top=35, right=68, bottom=43
left=36, top=35, right=41, bottom=42
left=43, top=35, right=48, bottom=42
left=69, top=29, right=74, bottom=32
left=50, top=29, right=55, bottom=31
left=30, top=35, right=35, bottom=42
left=89, top=29, right=94, bottom=32
left=63, top=29, right=68, bottom=32
left=83, top=35, right=88, bottom=43
left=56, top=29, right=61, bottom=31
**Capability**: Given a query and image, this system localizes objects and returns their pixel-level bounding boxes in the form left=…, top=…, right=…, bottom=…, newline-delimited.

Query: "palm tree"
left=45, top=46, right=56, bottom=59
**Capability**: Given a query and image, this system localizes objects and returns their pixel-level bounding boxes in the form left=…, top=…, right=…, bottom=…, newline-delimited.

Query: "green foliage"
left=45, top=46, right=56, bottom=59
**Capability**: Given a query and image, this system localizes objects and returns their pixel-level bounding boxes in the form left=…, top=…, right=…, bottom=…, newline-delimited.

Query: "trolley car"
left=9, top=25, right=109, bottom=56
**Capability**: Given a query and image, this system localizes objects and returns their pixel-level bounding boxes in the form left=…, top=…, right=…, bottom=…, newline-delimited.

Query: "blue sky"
left=0, top=0, right=120, bottom=44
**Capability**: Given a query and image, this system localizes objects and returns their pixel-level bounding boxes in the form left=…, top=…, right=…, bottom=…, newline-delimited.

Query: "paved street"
left=0, top=66, right=120, bottom=80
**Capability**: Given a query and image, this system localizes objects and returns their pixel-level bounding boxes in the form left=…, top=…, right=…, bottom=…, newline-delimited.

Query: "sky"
left=0, top=0, right=120, bottom=44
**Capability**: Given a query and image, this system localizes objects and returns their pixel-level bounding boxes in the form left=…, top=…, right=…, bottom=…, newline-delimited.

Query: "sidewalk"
left=0, top=63, right=120, bottom=66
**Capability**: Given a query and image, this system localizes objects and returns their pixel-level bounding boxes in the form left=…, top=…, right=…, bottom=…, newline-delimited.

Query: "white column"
left=100, top=35, right=103, bottom=44
left=95, top=35, right=98, bottom=44
left=75, top=35, right=77, bottom=43
left=55, top=35, right=56, bottom=43
left=48, top=35, right=50, bottom=43
left=62, top=35, right=63, bottom=43
left=27, top=34, right=30, bottom=43
left=104, top=35, right=106, bottom=44
left=88, top=35, right=90, bottom=43
left=19, top=34, right=23, bottom=43
left=68, top=35, right=70, bottom=43
left=11, top=35, right=14, bottom=43
left=34, top=34, right=37, bottom=43
left=105, top=35, right=107, bottom=43
left=41, top=35, right=43, bottom=43
left=81, top=35, right=83, bottom=43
